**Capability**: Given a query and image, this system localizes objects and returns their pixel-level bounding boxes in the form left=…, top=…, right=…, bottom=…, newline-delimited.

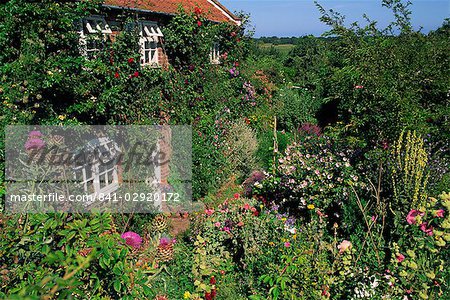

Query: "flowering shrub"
left=255, top=134, right=363, bottom=215
left=387, top=191, right=450, bottom=299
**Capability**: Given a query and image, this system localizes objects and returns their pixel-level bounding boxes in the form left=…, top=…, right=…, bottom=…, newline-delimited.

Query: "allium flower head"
left=121, top=231, right=142, bottom=249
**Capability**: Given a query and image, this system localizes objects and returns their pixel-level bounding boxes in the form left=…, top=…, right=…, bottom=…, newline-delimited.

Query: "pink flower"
left=406, top=209, right=424, bottom=225
left=159, top=237, right=172, bottom=246
left=354, top=85, right=364, bottom=89
left=25, top=138, right=45, bottom=151
left=435, top=209, right=445, bottom=218
left=222, top=226, right=231, bottom=233
left=214, top=222, right=221, bottom=227
left=197, top=20, right=202, bottom=27
left=284, top=242, right=291, bottom=247
left=233, top=193, right=240, bottom=199
left=205, top=208, right=214, bottom=216
left=121, top=231, right=142, bottom=249
left=419, top=222, right=434, bottom=236
left=337, top=240, right=352, bottom=254
left=28, top=130, right=43, bottom=138
left=396, top=253, right=405, bottom=263
left=243, top=203, right=251, bottom=210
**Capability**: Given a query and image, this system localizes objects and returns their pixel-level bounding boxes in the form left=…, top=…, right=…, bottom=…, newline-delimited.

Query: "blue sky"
left=221, top=0, right=450, bottom=37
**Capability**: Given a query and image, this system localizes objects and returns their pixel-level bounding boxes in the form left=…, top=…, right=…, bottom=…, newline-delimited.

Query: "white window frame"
left=139, top=21, right=163, bottom=67
left=79, top=16, right=112, bottom=58
left=73, top=137, right=120, bottom=204
left=210, top=42, right=220, bottom=64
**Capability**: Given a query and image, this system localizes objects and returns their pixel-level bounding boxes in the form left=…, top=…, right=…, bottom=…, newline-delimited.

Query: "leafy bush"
left=256, top=134, right=363, bottom=216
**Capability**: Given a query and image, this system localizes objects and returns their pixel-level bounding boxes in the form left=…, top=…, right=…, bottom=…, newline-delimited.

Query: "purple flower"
left=159, top=237, right=172, bottom=246
left=121, top=231, right=142, bottom=249
left=25, top=138, right=46, bottom=151
left=28, top=130, right=43, bottom=138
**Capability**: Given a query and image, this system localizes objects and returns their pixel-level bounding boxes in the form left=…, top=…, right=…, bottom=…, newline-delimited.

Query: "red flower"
left=128, top=57, right=134, bottom=64
left=230, top=31, right=237, bottom=37
left=211, top=288, right=217, bottom=298
left=396, top=253, right=405, bottom=263
left=197, top=20, right=202, bottom=27
left=233, top=193, right=240, bottom=199
left=114, top=72, right=120, bottom=78
left=205, top=292, right=212, bottom=300
left=210, top=276, right=216, bottom=284
left=194, top=7, right=202, bottom=15
left=234, top=62, right=239, bottom=67
left=133, top=71, right=139, bottom=77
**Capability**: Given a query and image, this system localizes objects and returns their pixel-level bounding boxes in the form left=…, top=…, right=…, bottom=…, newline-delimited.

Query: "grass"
left=258, top=42, right=295, bottom=55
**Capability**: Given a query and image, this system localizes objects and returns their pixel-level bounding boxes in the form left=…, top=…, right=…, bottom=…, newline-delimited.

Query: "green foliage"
left=0, top=213, right=151, bottom=299
left=256, top=134, right=363, bottom=214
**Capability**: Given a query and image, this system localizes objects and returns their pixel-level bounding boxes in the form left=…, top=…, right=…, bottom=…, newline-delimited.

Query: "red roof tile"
left=103, top=0, right=240, bottom=24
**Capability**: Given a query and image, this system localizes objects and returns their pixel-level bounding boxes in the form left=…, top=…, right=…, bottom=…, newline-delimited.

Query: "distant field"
left=258, top=43, right=295, bottom=55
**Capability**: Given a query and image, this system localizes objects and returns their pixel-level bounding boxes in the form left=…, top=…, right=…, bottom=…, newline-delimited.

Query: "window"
left=74, top=137, right=120, bottom=204
left=139, top=22, right=163, bottom=67
left=210, top=42, right=220, bottom=64
left=79, top=16, right=112, bottom=59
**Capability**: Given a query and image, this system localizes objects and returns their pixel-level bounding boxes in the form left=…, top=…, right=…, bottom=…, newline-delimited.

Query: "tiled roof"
left=103, top=0, right=240, bottom=24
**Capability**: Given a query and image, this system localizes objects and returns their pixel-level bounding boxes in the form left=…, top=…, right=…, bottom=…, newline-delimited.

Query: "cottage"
left=78, top=0, right=241, bottom=66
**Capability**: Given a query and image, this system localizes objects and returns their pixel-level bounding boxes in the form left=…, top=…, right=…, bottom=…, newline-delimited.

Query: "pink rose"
left=337, top=240, right=352, bottom=254
left=214, top=222, right=221, bottom=227
left=396, top=253, right=405, bottom=263
left=205, top=208, right=214, bottom=216
left=284, top=242, right=291, bottom=247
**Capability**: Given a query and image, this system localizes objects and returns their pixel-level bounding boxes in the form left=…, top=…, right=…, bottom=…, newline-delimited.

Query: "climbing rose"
left=121, top=231, right=142, bottom=249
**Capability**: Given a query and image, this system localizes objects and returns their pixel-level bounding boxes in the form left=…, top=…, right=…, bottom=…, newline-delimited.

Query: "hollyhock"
left=337, top=240, right=352, bottom=254
left=121, top=231, right=142, bottom=249
left=406, top=209, right=424, bottom=225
